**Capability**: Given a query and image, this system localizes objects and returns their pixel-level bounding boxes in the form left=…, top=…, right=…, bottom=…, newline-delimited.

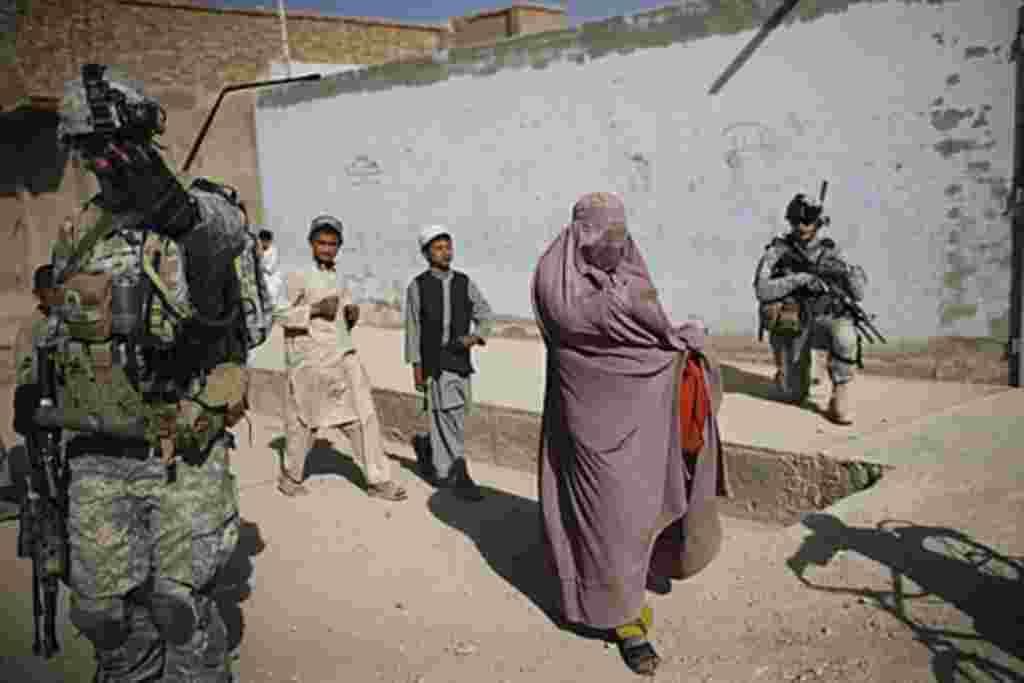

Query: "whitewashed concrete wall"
left=255, top=0, right=1016, bottom=341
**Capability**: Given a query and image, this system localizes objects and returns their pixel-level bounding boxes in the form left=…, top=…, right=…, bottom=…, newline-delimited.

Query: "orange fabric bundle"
left=678, top=354, right=710, bottom=455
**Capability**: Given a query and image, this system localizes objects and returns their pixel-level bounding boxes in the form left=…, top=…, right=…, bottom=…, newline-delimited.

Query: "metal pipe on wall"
left=278, top=0, right=292, bottom=77
left=1010, top=6, right=1024, bottom=387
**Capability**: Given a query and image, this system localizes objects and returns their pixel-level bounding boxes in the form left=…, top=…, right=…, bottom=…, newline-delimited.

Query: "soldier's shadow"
left=788, top=513, right=1024, bottom=681
left=720, top=363, right=825, bottom=417
left=211, top=518, right=266, bottom=658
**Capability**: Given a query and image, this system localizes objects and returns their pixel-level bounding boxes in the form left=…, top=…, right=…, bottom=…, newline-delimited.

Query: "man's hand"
left=413, top=365, right=426, bottom=393
left=343, top=304, right=360, bottom=329
left=795, top=272, right=828, bottom=294
left=311, top=296, right=340, bottom=321
left=458, top=334, right=485, bottom=350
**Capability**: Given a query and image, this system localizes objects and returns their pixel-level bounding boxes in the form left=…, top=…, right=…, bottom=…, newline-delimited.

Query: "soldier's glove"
left=795, top=272, right=828, bottom=295
left=817, top=257, right=849, bottom=280
left=88, top=139, right=199, bottom=239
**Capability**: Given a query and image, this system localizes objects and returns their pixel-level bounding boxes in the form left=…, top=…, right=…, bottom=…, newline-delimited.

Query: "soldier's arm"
left=467, top=278, right=495, bottom=340
left=281, top=272, right=312, bottom=331
left=161, top=237, right=192, bottom=316
left=404, top=281, right=421, bottom=365
left=754, top=246, right=808, bottom=302
left=824, top=247, right=867, bottom=302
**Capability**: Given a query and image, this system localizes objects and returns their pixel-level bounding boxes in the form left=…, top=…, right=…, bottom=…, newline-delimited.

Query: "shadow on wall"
left=0, top=110, right=66, bottom=196
left=788, top=514, right=1024, bottom=682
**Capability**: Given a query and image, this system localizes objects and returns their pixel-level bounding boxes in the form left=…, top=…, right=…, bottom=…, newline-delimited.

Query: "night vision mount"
left=786, top=181, right=831, bottom=228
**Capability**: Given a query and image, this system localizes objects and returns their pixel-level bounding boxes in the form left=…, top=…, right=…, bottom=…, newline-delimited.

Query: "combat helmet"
left=784, top=193, right=829, bottom=228
left=57, top=64, right=166, bottom=147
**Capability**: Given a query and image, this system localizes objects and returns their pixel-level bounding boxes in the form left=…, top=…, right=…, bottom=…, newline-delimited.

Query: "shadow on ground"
left=394, top=434, right=611, bottom=643
left=788, top=513, right=1024, bottom=682
left=212, top=518, right=266, bottom=657
left=267, top=435, right=368, bottom=491
left=720, top=363, right=825, bottom=417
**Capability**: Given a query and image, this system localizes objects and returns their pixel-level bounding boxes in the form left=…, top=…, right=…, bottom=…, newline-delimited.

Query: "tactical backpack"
left=42, top=179, right=273, bottom=457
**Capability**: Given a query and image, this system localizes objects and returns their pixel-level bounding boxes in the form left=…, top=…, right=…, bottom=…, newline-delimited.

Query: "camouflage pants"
left=770, top=316, right=859, bottom=402
left=65, top=433, right=240, bottom=682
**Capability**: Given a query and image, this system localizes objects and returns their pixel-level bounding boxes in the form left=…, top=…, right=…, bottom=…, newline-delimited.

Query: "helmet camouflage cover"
left=56, top=65, right=163, bottom=144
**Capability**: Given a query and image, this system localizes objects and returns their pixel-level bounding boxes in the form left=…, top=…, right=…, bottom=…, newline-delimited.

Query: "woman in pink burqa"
left=531, top=192, right=730, bottom=676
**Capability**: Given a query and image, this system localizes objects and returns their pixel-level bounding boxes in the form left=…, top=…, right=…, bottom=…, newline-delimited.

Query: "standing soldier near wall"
left=754, top=191, right=870, bottom=425
left=404, top=225, right=493, bottom=502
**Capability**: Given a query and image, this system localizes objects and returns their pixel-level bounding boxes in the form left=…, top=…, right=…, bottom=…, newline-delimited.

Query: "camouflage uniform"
left=17, top=68, right=243, bottom=682
left=754, top=233, right=867, bottom=405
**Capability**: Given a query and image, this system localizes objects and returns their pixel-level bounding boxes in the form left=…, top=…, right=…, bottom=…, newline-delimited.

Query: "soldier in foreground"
left=14, top=64, right=258, bottom=681
left=754, top=190, right=870, bottom=425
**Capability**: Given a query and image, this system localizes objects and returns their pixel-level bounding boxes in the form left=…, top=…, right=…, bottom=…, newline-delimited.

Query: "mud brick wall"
left=0, top=0, right=445, bottom=303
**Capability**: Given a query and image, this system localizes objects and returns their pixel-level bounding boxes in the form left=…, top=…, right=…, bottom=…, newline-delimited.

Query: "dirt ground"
left=0, top=307, right=1020, bottom=683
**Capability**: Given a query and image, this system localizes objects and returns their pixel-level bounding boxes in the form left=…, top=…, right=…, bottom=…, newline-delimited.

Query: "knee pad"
left=148, top=590, right=198, bottom=647
left=70, top=598, right=129, bottom=651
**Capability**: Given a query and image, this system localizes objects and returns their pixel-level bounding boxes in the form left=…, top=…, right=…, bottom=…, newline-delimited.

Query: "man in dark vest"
left=404, top=225, right=493, bottom=502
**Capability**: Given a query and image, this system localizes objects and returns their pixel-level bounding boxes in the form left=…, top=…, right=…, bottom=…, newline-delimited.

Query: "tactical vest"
left=416, top=270, right=473, bottom=380
left=765, top=235, right=844, bottom=320
left=39, top=181, right=272, bottom=459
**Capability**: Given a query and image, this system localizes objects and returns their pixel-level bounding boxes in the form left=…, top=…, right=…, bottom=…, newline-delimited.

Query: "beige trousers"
left=283, top=352, right=392, bottom=487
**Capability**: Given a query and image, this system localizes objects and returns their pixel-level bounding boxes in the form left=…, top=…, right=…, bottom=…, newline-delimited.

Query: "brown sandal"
left=277, top=477, right=310, bottom=497
left=367, top=481, right=408, bottom=501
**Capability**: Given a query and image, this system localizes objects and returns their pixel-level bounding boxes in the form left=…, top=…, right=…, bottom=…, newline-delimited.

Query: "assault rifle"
left=789, top=181, right=887, bottom=346
left=16, top=346, right=68, bottom=658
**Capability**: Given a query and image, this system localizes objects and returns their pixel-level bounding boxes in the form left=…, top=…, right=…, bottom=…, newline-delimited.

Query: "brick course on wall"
left=11, top=0, right=446, bottom=101
left=511, top=6, right=567, bottom=37
left=0, top=0, right=451, bottom=299
left=1, top=0, right=564, bottom=302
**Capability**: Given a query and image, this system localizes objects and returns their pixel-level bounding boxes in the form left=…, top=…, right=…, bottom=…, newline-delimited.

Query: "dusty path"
left=2, top=389, right=1021, bottom=682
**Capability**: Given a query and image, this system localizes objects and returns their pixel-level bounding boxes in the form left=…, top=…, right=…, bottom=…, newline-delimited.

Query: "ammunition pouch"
left=61, top=271, right=114, bottom=342
left=39, top=345, right=150, bottom=441
left=760, top=300, right=803, bottom=337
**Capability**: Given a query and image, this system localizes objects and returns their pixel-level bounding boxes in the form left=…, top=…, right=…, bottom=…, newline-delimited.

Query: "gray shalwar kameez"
left=404, top=269, right=493, bottom=479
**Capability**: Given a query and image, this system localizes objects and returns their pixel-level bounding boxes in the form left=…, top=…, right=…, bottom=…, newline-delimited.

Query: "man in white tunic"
left=257, top=228, right=286, bottom=309
left=279, top=215, right=407, bottom=500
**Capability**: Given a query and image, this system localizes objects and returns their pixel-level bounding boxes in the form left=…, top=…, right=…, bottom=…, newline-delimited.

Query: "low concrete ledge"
left=248, top=368, right=887, bottom=526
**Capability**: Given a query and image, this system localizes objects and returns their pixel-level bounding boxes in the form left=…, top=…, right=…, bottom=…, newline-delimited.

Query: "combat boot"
left=826, top=381, right=854, bottom=425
